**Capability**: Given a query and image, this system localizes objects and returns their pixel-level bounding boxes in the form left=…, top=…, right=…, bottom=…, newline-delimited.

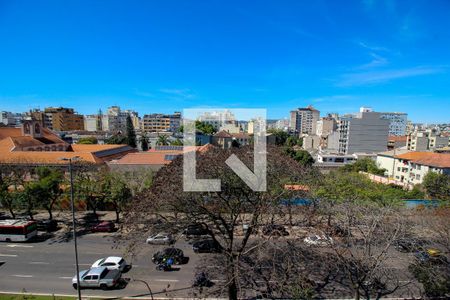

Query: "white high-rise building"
left=380, top=112, right=408, bottom=136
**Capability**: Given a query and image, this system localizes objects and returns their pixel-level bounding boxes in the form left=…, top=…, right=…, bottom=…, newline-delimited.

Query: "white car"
left=146, top=233, right=174, bottom=245
left=303, top=235, right=333, bottom=246
left=91, top=256, right=128, bottom=272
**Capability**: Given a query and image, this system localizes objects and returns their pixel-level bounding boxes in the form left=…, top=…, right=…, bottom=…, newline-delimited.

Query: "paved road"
left=0, top=231, right=206, bottom=298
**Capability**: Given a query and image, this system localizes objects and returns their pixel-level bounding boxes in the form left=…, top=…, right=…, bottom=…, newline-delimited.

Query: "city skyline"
left=1, top=0, right=450, bottom=122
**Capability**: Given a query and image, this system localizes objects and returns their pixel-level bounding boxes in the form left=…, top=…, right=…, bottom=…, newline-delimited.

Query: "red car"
left=91, top=221, right=115, bottom=233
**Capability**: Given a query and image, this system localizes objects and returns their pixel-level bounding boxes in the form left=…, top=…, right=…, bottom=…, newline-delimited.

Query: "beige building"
left=406, top=129, right=449, bottom=151
left=290, top=105, right=320, bottom=135
left=316, top=116, right=337, bottom=137
left=42, top=107, right=84, bottom=131
left=141, top=112, right=181, bottom=133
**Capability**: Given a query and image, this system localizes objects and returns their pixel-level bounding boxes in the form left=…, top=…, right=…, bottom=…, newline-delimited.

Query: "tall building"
left=380, top=112, right=408, bottom=136
left=40, top=107, right=84, bottom=131
left=337, top=108, right=390, bottom=154
left=289, top=105, right=320, bottom=135
left=316, top=115, right=337, bottom=137
left=141, top=112, right=181, bottom=133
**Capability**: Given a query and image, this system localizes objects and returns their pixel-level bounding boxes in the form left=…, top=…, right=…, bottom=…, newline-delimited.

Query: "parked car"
left=183, top=224, right=209, bottom=237
left=193, top=239, right=222, bottom=253
left=37, top=219, right=58, bottom=232
left=91, top=256, right=129, bottom=272
left=303, top=235, right=333, bottom=246
left=91, top=221, right=115, bottom=233
left=72, top=267, right=121, bottom=290
left=152, top=247, right=185, bottom=265
left=146, top=233, right=174, bottom=245
left=394, top=238, right=426, bottom=253
left=262, top=224, right=289, bottom=236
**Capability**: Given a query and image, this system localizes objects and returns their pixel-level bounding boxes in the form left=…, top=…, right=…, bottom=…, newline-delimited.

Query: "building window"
left=416, top=174, right=420, bottom=180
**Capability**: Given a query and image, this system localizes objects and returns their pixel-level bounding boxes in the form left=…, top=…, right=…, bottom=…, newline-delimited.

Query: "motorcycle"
left=156, top=263, right=172, bottom=271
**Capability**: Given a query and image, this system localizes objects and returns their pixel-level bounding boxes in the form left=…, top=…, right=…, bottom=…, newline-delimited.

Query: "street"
left=0, top=231, right=204, bottom=298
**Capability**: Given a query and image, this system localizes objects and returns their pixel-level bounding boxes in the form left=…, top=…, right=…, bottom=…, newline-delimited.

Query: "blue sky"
left=0, top=0, right=449, bottom=122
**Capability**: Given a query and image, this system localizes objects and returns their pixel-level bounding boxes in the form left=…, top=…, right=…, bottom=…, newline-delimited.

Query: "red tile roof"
left=395, top=152, right=450, bottom=168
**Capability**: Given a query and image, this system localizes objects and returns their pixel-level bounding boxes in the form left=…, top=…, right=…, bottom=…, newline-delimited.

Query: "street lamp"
left=60, top=156, right=81, bottom=300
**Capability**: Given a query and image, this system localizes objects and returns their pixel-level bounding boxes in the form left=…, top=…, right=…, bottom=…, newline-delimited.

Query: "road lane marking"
left=29, top=261, right=50, bottom=265
left=0, top=254, right=17, bottom=257
left=7, top=244, right=33, bottom=248
left=154, top=279, right=179, bottom=282
left=58, top=276, right=72, bottom=279
left=12, top=274, right=33, bottom=278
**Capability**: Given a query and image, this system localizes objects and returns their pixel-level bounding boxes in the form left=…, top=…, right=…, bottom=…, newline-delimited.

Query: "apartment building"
left=380, top=112, right=408, bottom=136
left=289, top=105, right=320, bottom=135
left=392, top=152, right=450, bottom=185
left=84, top=114, right=103, bottom=132
left=337, top=108, right=390, bottom=154
left=0, top=111, right=16, bottom=126
left=34, top=107, right=84, bottom=131
left=316, top=115, right=337, bottom=137
left=406, top=129, right=449, bottom=151
left=141, top=112, right=181, bottom=133
left=197, top=110, right=237, bottom=131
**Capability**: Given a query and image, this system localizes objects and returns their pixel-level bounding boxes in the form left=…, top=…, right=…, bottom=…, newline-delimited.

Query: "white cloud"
left=336, top=66, right=444, bottom=87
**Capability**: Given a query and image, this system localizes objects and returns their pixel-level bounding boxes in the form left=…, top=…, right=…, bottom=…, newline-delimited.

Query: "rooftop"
left=395, top=152, right=450, bottom=168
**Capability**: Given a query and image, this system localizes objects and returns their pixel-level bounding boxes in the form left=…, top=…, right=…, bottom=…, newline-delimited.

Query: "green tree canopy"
left=284, top=148, right=315, bottom=167
left=422, top=172, right=450, bottom=200
left=341, top=157, right=386, bottom=176
left=77, top=136, right=98, bottom=144
left=126, top=115, right=137, bottom=148
left=267, top=129, right=289, bottom=145
left=105, top=134, right=127, bottom=145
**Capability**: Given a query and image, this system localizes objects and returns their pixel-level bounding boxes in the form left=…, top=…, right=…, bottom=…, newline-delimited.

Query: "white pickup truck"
left=72, top=267, right=121, bottom=290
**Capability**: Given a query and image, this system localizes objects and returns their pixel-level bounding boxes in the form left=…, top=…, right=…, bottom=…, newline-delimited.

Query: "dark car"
left=91, top=221, right=115, bottom=233
left=193, top=239, right=222, bottom=253
left=394, top=238, right=425, bottom=253
left=37, top=219, right=58, bottom=232
left=262, top=224, right=289, bottom=236
left=183, top=224, right=209, bottom=237
left=152, top=247, right=185, bottom=265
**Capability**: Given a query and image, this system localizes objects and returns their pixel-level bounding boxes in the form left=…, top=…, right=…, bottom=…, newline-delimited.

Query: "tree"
left=74, top=167, right=108, bottom=220
left=156, top=135, right=169, bottom=146
left=28, top=167, right=64, bottom=220
left=195, top=120, right=216, bottom=135
left=139, top=135, right=149, bottom=151
left=105, top=173, right=132, bottom=223
left=267, top=129, right=289, bottom=146
left=422, top=172, right=450, bottom=200
left=124, top=145, right=313, bottom=300
left=285, top=136, right=302, bottom=147
left=326, top=204, right=412, bottom=300
left=170, top=138, right=183, bottom=146
left=126, top=115, right=137, bottom=148
left=105, top=134, right=127, bottom=145
left=284, top=148, right=315, bottom=167
left=342, top=157, right=386, bottom=176
left=0, top=167, right=18, bottom=218
left=77, top=136, right=98, bottom=144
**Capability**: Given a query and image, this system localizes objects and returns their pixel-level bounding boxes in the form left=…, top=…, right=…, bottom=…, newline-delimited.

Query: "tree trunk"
left=47, top=208, right=53, bottom=220
left=228, top=277, right=238, bottom=300
left=9, top=206, right=15, bottom=219
left=115, top=209, right=120, bottom=223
